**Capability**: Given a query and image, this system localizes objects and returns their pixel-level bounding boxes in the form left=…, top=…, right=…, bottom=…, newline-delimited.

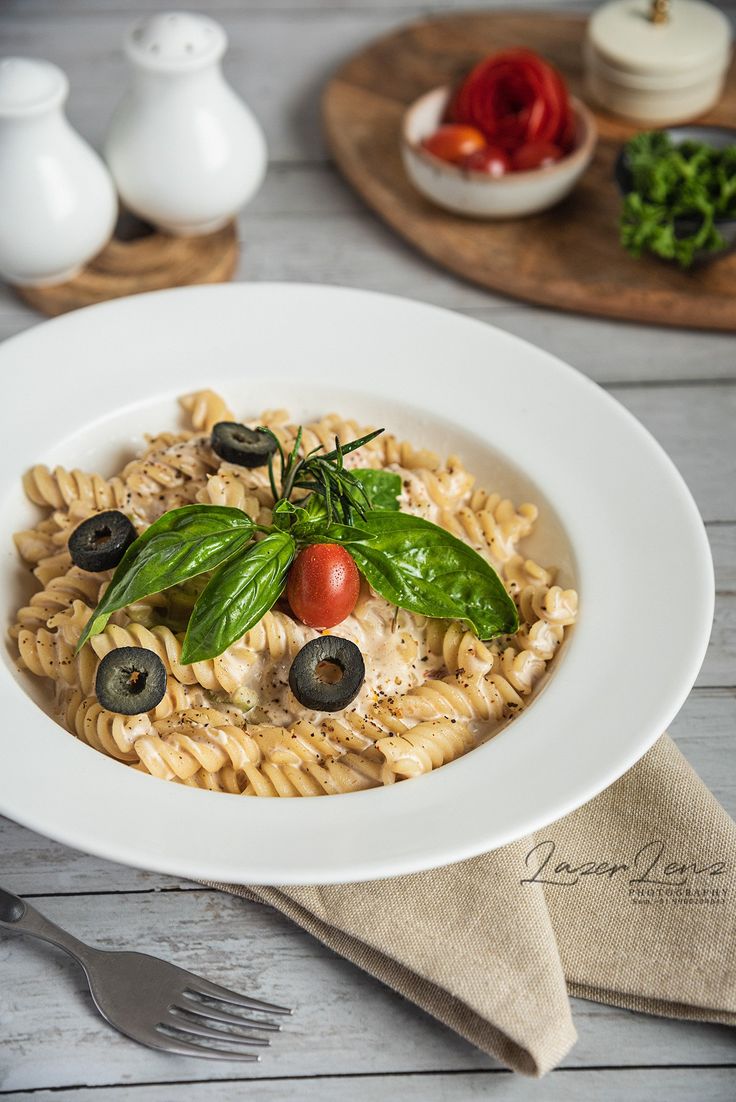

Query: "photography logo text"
left=521, top=839, right=729, bottom=906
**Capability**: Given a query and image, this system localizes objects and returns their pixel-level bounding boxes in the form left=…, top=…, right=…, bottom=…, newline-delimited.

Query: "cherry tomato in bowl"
left=422, top=124, right=487, bottom=165
left=287, top=543, right=360, bottom=629
left=511, top=141, right=563, bottom=172
left=463, top=146, right=510, bottom=177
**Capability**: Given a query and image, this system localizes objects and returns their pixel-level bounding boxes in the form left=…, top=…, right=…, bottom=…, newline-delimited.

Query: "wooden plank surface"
left=2, top=890, right=736, bottom=1094
left=1, top=0, right=735, bottom=1097
left=8, top=1069, right=736, bottom=1102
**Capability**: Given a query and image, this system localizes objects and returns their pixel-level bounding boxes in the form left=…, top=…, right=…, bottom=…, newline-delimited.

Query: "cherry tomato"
left=511, top=141, right=563, bottom=171
left=463, top=145, right=510, bottom=177
left=287, top=544, right=360, bottom=629
left=422, top=124, right=487, bottom=165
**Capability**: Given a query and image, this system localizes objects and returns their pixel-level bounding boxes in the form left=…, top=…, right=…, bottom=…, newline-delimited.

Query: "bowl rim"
left=614, top=124, right=736, bottom=228
left=402, top=85, right=597, bottom=183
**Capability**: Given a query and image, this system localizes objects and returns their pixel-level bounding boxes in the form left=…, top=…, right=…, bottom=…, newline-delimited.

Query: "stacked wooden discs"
left=15, top=214, right=238, bottom=317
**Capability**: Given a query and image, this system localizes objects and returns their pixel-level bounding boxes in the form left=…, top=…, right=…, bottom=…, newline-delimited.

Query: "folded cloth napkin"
left=207, top=736, right=736, bottom=1076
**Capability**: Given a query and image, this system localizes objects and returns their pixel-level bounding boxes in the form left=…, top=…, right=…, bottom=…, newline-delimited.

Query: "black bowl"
left=614, top=125, right=736, bottom=264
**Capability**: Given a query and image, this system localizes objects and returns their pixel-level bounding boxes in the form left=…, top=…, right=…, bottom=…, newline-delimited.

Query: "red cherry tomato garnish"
left=287, top=544, right=360, bottom=629
left=422, top=124, right=487, bottom=165
left=463, top=145, right=510, bottom=177
left=511, top=141, right=563, bottom=171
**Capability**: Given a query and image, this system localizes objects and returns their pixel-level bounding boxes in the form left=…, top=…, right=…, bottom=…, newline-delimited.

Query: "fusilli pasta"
left=11, top=391, right=578, bottom=797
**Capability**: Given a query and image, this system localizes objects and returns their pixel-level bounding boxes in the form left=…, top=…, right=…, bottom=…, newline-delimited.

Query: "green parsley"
left=620, top=131, right=736, bottom=268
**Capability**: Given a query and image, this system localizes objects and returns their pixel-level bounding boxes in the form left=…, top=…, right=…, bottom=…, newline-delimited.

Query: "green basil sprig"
left=263, top=426, right=385, bottom=524
left=349, top=511, right=519, bottom=638
left=181, top=530, right=295, bottom=664
left=77, top=505, right=254, bottom=649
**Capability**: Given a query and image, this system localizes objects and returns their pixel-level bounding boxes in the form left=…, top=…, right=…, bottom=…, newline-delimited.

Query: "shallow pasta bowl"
left=0, top=284, right=713, bottom=884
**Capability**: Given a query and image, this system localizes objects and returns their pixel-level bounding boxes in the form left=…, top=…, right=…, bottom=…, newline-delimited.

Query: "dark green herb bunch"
left=261, top=425, right=383, bottom=525
left=620, top=131, right=736, bottom=268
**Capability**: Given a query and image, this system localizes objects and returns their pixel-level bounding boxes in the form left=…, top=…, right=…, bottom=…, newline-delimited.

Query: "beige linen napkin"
left=208, top=736, right=736, bottom=1077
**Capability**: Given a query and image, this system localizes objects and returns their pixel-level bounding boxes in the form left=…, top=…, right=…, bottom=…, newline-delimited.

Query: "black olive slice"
left=68, top=510, right=137, bottom=572
left=288, top=636, right=365, bottom=712
left=96, top=647, right=167, bottom=715
left=211, top=422, right=277, bottom=468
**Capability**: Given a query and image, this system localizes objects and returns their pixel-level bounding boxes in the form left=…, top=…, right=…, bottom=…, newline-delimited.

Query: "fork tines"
left=152, top=978, right=291, bottom=1061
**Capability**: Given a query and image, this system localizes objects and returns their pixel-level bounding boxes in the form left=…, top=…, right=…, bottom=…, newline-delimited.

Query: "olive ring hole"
left=92, top=526, right=112, bottom=546
left=122, top=668, right=148, bottom=696
left=315, top=659, right=344, bottom=686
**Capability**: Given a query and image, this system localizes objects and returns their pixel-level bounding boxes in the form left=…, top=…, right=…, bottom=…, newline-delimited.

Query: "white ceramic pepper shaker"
left=0, top=57, right=116, bottom=287
left=105, top=12, right=267, bottom=235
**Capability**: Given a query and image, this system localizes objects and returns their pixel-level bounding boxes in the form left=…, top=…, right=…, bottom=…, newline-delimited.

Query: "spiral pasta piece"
left=121, top=438, right=217, bottom=501
left=90, top=623, right=256, bottom=695
left=197, top=468, right=272, bottom=524
left=32, top=550, right=74, bottom=587
left=56, top=687, right=153, bottom=761
left=382, top=434, right=441, bottom=471
left=23, top=465, right=129, bottom=512
left=519, top=584, right=578, bottom=627
left=240, top=610, right=313, bottom=662
left=14, top=567, right=105, bottom=632
left=17, top=625, right=96, bottom=694
left=180, top=389, right=235, bottom=433
left=13, top=522, right=60, bottom=565
left=425, top=619, right=497, bottom=676
left=377, top=719, right=476, bottom=778
left=451, top=498, right=538, bottom=563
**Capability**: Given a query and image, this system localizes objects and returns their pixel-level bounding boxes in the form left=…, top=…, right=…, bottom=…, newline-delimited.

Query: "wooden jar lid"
left=14, top=212, right=238, bottom=317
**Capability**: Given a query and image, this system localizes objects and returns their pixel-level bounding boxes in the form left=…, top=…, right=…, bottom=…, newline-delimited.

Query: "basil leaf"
left=272, top=499, right=297, bottom=531
left=292, top=516, right=375, bottom=546
left=77, top=505, right=254, bottom=649
left=181, top=530, right=296, bottom=663
left=318, top=522, right=376, bottom=545
left=351, top=468, right=401, bottom=511
left=301, top=493, right=327, bottom=519
left=349, top=511, right=519, bottom=639
left=284, top=493, right=375, bottom=545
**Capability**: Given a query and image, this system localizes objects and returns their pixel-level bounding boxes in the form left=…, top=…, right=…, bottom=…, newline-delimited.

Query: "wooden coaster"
left=323, top=11, right=736, bottom=332
left=15, top=213, right=239, bottom=317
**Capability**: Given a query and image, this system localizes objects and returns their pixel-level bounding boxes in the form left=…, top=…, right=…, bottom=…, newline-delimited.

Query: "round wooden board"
left=323, top=11, right=736, bottom=332
left=15, top=218, right=239, bottom=318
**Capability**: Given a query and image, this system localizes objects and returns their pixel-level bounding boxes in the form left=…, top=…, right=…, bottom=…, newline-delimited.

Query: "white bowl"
left=401, top=86, right=597, bottom=218
left=0, top=284, right=712, bottom=884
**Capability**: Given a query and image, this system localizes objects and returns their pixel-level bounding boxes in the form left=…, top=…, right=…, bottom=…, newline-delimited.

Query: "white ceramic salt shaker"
left=0, top=57, right=117, bottom=287
left=105, top=12, right=267, bottom=235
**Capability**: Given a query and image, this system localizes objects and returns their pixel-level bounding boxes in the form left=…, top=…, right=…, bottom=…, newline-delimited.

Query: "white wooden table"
left=2, top=2, right=735, bottom=1098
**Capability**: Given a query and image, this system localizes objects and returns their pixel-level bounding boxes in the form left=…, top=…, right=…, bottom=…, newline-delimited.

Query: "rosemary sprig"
left=260, top=426, right=384, bottom=524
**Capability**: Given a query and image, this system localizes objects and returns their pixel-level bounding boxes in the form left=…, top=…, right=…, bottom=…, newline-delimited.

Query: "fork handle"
left=0, top=886, right=96, bottom=967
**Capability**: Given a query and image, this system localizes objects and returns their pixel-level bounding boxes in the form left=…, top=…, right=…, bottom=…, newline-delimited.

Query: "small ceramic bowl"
left=614, top=124, right=736, bottom=264
left=401, top=85, right=597, bottom=219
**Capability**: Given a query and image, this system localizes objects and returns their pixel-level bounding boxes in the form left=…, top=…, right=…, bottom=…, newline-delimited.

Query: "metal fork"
left=0, top=885, right=291, bottom=1060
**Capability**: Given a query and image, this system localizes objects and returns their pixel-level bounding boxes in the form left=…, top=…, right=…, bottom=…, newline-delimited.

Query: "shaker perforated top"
left=124, top=11, right=227, bottom=71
